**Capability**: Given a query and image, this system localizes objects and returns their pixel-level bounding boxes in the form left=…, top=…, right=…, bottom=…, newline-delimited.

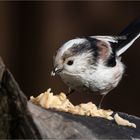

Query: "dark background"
left=0, top=1, right=140, bottom=116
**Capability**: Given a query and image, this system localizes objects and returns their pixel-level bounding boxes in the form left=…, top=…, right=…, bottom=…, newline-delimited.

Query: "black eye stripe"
left=67, top=60, right=73, bottom=65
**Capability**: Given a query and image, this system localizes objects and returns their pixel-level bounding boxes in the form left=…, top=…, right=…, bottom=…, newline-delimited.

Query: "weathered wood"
left=29, top=102, right=140, bottom=139
left=0, top=58, right=41, bottom=139
left=0, top=57, right=140, bottom=139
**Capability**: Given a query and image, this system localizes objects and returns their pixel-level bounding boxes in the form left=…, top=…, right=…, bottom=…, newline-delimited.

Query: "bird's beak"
left=51, top=66, right=63, bottom=76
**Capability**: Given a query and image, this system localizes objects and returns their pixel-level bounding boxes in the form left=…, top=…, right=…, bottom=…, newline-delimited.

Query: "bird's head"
left=51, top=37, right=113, bottom=76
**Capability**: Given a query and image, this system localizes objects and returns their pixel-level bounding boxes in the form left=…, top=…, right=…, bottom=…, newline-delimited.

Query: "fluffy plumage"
left=51, top=17, right=140, bottom=106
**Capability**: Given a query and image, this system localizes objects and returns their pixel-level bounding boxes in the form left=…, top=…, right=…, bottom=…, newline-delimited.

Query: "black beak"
left=51, top=67, right=63, bottom=76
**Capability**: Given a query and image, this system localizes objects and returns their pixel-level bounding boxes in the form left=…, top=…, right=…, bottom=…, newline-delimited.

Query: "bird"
left=51, top=17, right=140, bottom=108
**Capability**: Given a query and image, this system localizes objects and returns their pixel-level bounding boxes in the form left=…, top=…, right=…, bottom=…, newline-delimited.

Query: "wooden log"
left=0, top=57, right=140, bottom=139
left=0, top=58, right=41, bottom=139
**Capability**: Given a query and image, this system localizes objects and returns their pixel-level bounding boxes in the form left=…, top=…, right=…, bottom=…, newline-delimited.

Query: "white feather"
left=117, top=33, right=140, bottom=56
left=91, top=36, right=118, bottom=43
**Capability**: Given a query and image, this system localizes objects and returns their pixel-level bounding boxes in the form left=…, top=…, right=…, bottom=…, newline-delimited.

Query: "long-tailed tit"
left=51, top=17, right=140, bottom=108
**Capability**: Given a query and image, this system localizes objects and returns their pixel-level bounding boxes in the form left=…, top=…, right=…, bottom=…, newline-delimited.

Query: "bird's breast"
left=60, top=73, right=84, bottom=88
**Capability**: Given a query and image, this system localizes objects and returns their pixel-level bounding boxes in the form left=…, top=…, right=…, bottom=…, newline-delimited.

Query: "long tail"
left=116, top=17, right=140, bottom=56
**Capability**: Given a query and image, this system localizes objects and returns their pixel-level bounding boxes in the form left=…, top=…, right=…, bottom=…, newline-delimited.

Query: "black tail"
left=116, top=17, right=140, bottom=56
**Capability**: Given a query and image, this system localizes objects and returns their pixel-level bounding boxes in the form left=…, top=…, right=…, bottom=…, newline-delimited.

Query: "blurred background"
left=0, top=1, right=140, bottom=116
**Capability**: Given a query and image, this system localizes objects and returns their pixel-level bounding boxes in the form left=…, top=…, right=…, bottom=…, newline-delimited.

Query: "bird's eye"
left=67, top=60, right=74, bottom=65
